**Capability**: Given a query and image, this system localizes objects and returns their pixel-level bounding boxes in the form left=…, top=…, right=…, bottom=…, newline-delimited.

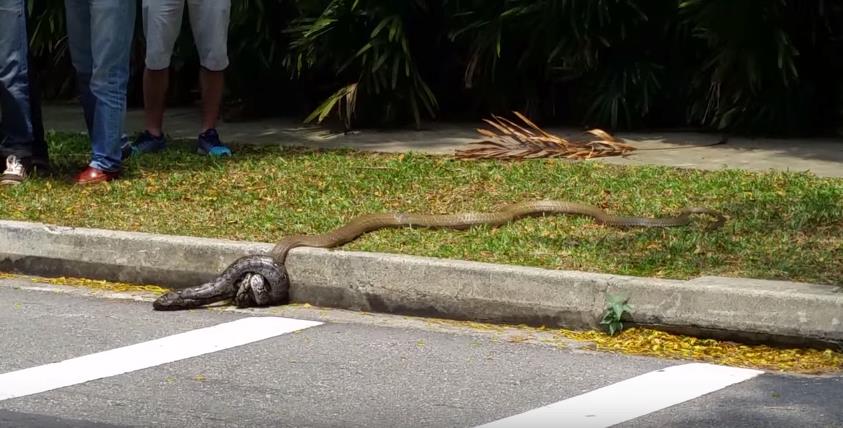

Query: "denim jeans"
left=65, top=0, right=136, bottom=172
left=0, top=0, right=47, bottom=162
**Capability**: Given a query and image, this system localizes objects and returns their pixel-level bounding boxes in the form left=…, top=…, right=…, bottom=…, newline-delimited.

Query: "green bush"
left=283, top=0, right=442, bottom=128
left=24, top=0, right=843, bottom=135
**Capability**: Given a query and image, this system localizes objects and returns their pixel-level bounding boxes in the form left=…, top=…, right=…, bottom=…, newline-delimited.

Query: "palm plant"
left=20, top=0, right=843, bottom=135
left=680, top=0, right=842, bottom=134
left=26, top=0, right=74, bottom=98
left=447, top=0, right=667, bottom=128
left=284, top=0, right=440, bottom=129
left=224, top=0, right=300, bottom=118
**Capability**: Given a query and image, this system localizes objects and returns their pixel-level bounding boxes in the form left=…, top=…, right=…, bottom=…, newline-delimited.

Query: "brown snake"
left=270, top=200, right=724, bottom=262
left=153, top=200, right=724, bottom=311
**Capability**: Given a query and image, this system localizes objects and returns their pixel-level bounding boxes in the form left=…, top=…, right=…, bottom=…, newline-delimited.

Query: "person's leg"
left=188, top=0, right=231, bottom=156
left=64, top=0, right=95, bottom=134
left=26, top=57, right=46, bottom=165
left=0, top=0, right=47, bottom=168
left=142, top=70, right=168, bottom=137
left=86, top=0, right=136, bottom=174
left=124, top=0, right=182, bottom=157
left=199, top=66, right=224, bottom=133
left=66, top=0, right=136, bottom=182
left=142, top=0, right=183, bottom=138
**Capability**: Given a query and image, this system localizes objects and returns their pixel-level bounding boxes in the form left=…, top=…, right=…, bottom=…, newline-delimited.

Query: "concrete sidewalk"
left=43, top=104, right=843, bottom=178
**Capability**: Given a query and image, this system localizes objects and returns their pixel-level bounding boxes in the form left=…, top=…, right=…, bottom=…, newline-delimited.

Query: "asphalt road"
left=0, top=279, right=841, bottom=428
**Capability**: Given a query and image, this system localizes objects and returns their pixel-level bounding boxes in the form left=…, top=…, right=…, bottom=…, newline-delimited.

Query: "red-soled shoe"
left=75, top=166, right=120, bottom=185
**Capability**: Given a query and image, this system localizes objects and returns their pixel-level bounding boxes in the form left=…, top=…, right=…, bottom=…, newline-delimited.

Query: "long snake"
left=152, top=201, right=724, bottom=310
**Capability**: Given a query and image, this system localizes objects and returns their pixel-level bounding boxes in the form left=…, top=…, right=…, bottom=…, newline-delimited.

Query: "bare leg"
left=143, top=68, right=169, bottom=137
left=199, top=68, right=224, bottom=132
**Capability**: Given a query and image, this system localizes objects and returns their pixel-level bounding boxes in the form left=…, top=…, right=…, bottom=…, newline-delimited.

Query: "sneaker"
left=123, top=130, right=167, bottom=159
left=1, top=155, right=28, bottom=186
left=196, top=129, right=232, bottom=156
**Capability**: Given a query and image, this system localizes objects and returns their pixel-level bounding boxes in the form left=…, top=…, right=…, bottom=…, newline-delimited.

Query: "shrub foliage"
left=25, top=0, right=843, bottom=134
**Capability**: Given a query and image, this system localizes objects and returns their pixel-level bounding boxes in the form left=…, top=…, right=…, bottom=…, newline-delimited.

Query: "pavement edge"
left=1, top=219, right=840, bottom=345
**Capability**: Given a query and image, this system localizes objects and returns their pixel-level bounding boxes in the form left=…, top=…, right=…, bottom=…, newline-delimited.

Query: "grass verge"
left=1, top=132, right=841, bottom=285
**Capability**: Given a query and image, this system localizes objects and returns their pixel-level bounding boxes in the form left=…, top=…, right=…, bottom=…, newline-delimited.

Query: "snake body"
left=153, top=200, right=724, bottom=310
left=152, top=255, right=289, bottom=310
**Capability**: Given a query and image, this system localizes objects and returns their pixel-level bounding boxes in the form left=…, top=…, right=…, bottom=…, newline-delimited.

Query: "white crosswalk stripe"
left=0, top=317, right=322, bottom=401
left=476, top=363, right=763, bottom=428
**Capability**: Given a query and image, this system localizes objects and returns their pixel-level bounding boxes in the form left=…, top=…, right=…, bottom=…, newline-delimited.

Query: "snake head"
left=152, top=291, right=182, bottom=310
left=152, top=289, right=214, bottom=311
left=152, top=281, right=229, bottom=311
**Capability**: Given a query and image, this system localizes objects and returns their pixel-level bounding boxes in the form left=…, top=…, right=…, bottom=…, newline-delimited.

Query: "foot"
left=75, top=166, right=120, bottom=185
left=123, top=130, right=167, bottom=159
left=196, top=129, right=232, bottom=156
left=1, top=155, right=28, bottom=186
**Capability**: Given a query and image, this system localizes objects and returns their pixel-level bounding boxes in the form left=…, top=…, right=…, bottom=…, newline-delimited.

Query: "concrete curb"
left=1, top=220, right=841, bottom=345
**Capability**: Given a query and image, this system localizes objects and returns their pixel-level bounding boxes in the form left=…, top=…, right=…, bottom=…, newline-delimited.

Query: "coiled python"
left=152, top=200, right=724, bottom=311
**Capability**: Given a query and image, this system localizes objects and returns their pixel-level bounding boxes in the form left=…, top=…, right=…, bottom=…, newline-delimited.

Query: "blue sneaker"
left=123, top=130, right=166, bottom=159
left=196, top=128, right=232, bottom=156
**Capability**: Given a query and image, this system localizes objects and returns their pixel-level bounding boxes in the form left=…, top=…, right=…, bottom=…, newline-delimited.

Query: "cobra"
left=152, top=200, right=724, bottom=310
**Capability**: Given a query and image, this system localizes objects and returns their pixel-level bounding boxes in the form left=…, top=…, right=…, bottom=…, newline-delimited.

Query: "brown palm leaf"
left=455, top=112, right=636, bottom=160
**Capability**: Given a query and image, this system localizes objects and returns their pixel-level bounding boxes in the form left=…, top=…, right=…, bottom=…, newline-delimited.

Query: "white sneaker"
left=1, top=155, right=27, bottom=186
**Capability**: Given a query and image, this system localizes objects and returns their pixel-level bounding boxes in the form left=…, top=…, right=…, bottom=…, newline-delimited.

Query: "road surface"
left=0, top=278, right=840, bottom=427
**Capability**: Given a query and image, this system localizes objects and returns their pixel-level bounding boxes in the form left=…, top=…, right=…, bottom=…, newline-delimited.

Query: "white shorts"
left=142, top=0, right=230, bottom=71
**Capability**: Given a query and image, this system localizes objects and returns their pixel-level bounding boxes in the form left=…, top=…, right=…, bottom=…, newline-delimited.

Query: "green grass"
left=2, top=132, right=841, bottom=285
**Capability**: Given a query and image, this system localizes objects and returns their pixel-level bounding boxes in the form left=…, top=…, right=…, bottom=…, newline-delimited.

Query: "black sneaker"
left=1, top=155, right=28, bottom=186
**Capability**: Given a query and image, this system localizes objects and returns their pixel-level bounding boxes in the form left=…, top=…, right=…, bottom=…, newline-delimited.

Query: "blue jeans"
left=65, top=0, right=136, bottom=172
left=0, top=0, right=46, bottom=162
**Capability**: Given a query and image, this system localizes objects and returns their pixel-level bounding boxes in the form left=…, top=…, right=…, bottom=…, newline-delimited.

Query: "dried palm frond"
left=455, top=112, right=636, bottom=160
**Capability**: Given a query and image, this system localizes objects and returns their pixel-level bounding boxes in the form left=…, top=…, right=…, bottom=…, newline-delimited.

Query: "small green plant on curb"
left=601, top=294, right=632, bottom=336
